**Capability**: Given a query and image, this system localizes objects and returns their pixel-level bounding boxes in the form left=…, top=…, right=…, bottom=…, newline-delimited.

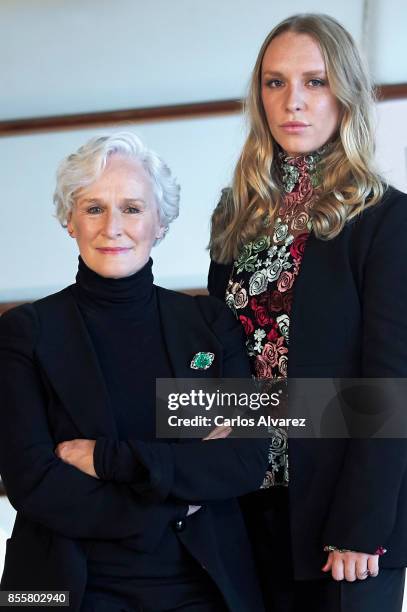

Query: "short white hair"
left=53, top=131, right=180, bottom=242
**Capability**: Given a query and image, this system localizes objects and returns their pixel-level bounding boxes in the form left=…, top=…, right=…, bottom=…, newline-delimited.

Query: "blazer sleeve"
left=207, top=259, right=233, bottom=300
left=323, top=191, right=407, bottom=553
left=0, top=306, right=186, bottom=543
left=94, top=301, right=270, bottom=502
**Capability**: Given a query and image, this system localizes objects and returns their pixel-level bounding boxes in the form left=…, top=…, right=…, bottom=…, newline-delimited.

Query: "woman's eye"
left=124, top=206, right=140, bottom=214
left=265, top=79, right=284, bottom=88
left=87, top=206, right=103, bottom=214
left=308, top=79, right=326, bottom=87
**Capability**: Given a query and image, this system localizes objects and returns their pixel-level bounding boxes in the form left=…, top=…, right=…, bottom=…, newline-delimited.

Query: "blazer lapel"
left=156, top=287, right=222, bottom=379
left=34, top=287, right=118, bottom=439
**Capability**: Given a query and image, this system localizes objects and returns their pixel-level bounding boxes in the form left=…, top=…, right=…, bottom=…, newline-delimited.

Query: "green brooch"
left=190, top=352, right=215, bottom=370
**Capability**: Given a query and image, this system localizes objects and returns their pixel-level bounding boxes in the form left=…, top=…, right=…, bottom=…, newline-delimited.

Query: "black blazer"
left=0, top=286, right=269, bottom=611
left=208, top=186, right=407, bottom=579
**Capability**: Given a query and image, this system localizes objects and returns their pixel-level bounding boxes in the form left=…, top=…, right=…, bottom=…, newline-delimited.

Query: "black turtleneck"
left=69, top=259, right=202, bottom=593
left=70, top=256, right=172, bottom=441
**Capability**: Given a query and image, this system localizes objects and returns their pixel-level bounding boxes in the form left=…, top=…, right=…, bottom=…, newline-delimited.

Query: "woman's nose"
left=285, top=84, right=305, bottom=113
left=102, top=211, right=123, bottom=238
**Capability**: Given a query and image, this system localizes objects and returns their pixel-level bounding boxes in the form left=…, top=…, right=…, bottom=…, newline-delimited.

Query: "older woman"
left=208, top=13, right=407, bottom=612
left=0, top=133, right=269, bottom=612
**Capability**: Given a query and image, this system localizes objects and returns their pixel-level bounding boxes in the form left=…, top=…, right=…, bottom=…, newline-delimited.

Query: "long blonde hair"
left=210, top=13, right=385, bottom=263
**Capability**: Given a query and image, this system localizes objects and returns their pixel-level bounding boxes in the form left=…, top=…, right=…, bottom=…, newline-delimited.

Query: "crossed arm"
left=0, top=306, right=267, bottom=544
left=55, top=434, right=381, bottom=582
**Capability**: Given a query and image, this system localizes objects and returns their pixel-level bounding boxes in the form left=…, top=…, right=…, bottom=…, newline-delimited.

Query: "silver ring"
left=358, top=569, right=371, bottom=579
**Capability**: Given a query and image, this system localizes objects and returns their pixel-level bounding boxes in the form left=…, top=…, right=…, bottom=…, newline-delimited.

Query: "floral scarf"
left=225, top=148, right=323, bottom=487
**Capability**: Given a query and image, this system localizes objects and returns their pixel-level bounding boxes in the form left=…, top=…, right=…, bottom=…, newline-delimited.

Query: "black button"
left=173, top=519, right=186, bottom=532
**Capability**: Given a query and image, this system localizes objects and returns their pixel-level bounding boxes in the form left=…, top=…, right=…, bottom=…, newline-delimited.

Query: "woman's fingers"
left=331, top=554, right=345, bottom=581
left=55, top=441, right=71, bottom=459
left=355, top=554, right=370, bottom=580
left=55, top=439, right=77, bottom=460
left=367, top=555, right=380, bottom=577
left=203, top=425, right=232, bottom=440
left=55, top=439, right=97, bottom=478
left=322, top=551, right=380, bottom=581
left=344, top=556, right=357, bottom=581
left=321, top=552, right=333, bottom=572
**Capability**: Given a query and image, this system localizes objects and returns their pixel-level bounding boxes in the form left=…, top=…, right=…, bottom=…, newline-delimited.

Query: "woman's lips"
left=96, top=247, right=132, bottom=255
left=280, top=122, right=310, bottom=133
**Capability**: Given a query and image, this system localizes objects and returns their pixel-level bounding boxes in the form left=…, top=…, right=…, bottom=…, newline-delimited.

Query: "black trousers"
left=241, top=487, right=405, bottom=612
left=257, top=568, right=405, bottom=612
left=81, top=585, right=226, bottom=612
left=81, top=526, right=227, bottom=612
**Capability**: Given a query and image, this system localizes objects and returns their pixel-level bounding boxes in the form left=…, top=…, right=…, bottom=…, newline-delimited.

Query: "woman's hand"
left=55, top=439, right=98, bottom=478
left=322, top=550, right=379, bottom=581
left=203, top=425, right=232, bottom=440
left=183, top=425, right=234, bottom=517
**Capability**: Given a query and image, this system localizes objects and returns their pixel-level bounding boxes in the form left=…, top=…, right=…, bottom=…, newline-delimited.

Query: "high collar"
left=73, top=256, right=155, bottom=315
left=278, top=147, right=326, bottom=194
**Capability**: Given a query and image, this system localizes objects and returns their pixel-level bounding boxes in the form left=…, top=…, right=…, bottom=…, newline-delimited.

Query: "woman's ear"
left=67, top=213, right=76, bottom=238
left=156, top=225, right=166, bottom=240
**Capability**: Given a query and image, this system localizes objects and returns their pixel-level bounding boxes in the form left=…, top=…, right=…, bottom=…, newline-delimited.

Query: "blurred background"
left=0, top=0, right=406, bottom=599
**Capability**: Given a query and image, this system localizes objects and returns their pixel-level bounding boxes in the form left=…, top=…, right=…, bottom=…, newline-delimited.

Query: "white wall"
left=0, top=0, right=405, bottom=300
left=1, top=97, right=406, bottom=300
left=0, top=114, right=247, bottom=298
left=376, top=99, right=407, bottom=192
left=0, top=497, right=16, bottom=578
left=0, top=0, right=365, bottom=298
left=0, top=0, right=364, bottom=119
left=2, top=0, right=405, bottom=123
left=366, top=0, right=407, bottom=83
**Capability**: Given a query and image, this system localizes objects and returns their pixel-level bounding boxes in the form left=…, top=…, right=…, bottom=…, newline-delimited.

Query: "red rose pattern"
left=239, top=315, right=254, bottom=336
left=226, top=150, right=322, bottom=488
left=267, top=326, right=279, bottom=342
left=262, top=338, right=288, bottom=367
left=277, top=270, right=294, bottom=293
left=255, top=355, right=273, bottom=378
left=228, top=151, right=318, bottom=381
left=290, top=233, right=309, bottom=260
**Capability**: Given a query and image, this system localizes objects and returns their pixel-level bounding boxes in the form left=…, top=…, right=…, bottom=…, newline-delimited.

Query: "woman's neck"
left=278, top=145, right=328, bottom=194
left=73, top=256, right=155, bottom=316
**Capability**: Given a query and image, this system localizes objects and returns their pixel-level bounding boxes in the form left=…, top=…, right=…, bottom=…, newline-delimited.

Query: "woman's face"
left=67, top=154, right=164, bottom=278
left=261, top=31, right=341, bottom=157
